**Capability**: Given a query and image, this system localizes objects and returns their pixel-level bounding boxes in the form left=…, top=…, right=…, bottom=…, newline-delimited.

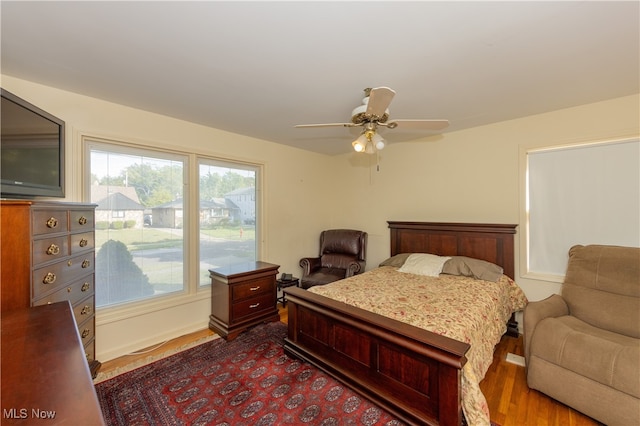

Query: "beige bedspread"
left=308, top=266, right=528, bottom=426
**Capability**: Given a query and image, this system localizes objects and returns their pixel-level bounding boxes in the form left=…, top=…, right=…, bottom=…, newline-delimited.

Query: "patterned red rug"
left=95, top=321, right=404, bottom=425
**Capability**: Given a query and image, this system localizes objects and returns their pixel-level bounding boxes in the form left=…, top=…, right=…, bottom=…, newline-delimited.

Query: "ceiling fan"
left=295, top=87, right=449, bottom=154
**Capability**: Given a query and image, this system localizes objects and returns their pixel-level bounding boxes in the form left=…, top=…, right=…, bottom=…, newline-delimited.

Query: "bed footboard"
left=283, top=286, right=470, bottom=426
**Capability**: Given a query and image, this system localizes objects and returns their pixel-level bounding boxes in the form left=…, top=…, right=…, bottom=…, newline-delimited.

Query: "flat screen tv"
left=1, top=88, right=65, bottom=198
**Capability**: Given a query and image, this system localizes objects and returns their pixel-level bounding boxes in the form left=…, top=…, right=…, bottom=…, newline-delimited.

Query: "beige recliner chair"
left=524, top=244, right=640, bottom=425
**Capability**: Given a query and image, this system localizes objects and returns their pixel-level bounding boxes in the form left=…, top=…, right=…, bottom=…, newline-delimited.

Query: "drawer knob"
left=78, top=216, right=88, bottom=225
left=81, top=282, right=90, bottom=292
left=46, top=244, right=60, bottom=255
left=79, top=238, right=88, bottom=247
left=249, top=303, right=260, bottom=309
left=46, top=217, right=58, bottom=228
left=82, top=259, right=91, bottom=268
left=81, top=329, right=90, bottom=338
left=43, top=272, right=57, bottom=284
left=81, top=305, right=91, bottom=315
left=250, top=286, right=261, bottom=291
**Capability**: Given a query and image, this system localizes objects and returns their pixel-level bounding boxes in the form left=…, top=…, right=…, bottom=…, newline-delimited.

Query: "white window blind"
left=527, top=138, right=640, bottom=277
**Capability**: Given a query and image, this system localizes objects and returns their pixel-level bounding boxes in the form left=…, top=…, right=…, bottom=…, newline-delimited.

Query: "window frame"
left=82, top=135, right=264, bottom=321
left=519, top=136, right=640, bottom=283
left=197, top=156, right=261, bottom=287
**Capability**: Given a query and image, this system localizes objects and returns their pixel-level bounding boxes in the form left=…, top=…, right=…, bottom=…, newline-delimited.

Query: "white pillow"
left=397, top=253, right=451, bottom=277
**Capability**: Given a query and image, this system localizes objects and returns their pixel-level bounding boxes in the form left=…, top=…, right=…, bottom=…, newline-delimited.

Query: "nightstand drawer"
left=232, top=293, right=275, bottom=320
left=232, top=277, right=274, bottom=301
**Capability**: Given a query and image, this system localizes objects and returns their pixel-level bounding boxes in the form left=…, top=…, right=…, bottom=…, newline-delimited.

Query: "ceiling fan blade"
left=294, top=122, right=355, bottom=128
left=389, top=119, right=449, bottom=131
left=366, top=87, right=396, bottom=118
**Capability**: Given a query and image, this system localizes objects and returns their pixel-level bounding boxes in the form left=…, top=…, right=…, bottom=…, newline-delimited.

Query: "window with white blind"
left=525, top=138, right=640, bottom=279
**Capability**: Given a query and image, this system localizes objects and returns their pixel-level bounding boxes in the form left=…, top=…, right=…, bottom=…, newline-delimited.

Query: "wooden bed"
left=283, top=221, right=518, bottom=426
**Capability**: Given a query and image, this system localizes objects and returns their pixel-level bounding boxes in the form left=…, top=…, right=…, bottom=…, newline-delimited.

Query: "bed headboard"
left=388, top=221, right=517, bottom=279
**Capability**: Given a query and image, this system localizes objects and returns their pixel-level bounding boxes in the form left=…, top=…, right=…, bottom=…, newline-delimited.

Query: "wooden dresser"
left=1, top=302, right=105, bottom=425
left=0, top=200, right=100, bottom=376
left=208, top=261, right=280, bottom=340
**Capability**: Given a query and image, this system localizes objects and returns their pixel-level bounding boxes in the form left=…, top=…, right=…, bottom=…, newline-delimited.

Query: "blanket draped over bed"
left=308, top=266, right=528, bottom=425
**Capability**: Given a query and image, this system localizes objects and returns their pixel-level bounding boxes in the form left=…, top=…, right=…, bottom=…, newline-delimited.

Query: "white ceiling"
left=1, top=1, right=638, bottom=156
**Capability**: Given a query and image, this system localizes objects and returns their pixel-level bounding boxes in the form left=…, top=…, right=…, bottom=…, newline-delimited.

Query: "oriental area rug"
left=95, top=321, right=404, bottom=425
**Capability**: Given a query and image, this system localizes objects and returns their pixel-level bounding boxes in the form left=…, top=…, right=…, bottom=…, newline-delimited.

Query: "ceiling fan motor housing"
left=351, top=96, right=389, bottom=124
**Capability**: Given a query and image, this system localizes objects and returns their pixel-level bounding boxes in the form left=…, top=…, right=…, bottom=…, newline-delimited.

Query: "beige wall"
left=332, top=94, right=639, bottom=304
left=1, top=75, right=338, bottom=360
left=3, top=75, right=638, bottom=360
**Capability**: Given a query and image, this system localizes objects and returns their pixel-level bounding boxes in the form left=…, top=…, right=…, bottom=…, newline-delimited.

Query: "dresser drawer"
left=231, top=277, right=274, bottom=301
left=69, top=210, right=95, bottom=232
left=32, top=235, right=69, bottom=266
left=32, top=209, right=69, bottom=236
left=72, top=296, right=95, bottom=326
left=32, top=252, right=95, bottom=299
left=33, top=276, right=94, bottom=307
left=231, top=293, right=275, bottom=321
left=77, top=317, right=95, bottom=346
left=70, top=232, right=94, bottom=255
left=83, top=339, right=96, bottom=363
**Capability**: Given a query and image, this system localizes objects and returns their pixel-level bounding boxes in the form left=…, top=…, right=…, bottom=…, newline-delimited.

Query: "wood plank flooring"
left=99, top=305, right=601, bottom=426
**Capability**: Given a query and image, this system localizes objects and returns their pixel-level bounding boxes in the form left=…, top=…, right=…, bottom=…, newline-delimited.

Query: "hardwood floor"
left=99, top=305, right=601, bottom=426
left=480, top=333, right=601, bottom=426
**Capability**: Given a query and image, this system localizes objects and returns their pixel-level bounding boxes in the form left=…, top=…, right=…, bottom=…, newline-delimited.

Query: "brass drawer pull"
left=46, top=217, right=58, bottom=228
left=250, top=286, right=261, bottom=291
left=78, top=216, right=88, bottom=225
left=46, top=244, right=60, bottom=255
left=81, top=282, right=90, bottom=292
left=81, top=329, right=90, bottom=338
left=82, top=259, right=91, bottom=268
left=43, top=272, right=56, bottom=284
left=249, top=303, right=260, bottom=309
left=81, top=305, right=91, bottom=315
left=79, top=238, right=88, bottom=247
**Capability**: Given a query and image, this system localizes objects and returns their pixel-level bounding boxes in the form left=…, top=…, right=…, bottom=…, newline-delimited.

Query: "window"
left=85, top=137, right=263, bottom=310
left=88, top=142, right=187, bottom=307
left=198, top=159, right=259, bottom=287
left=525, top=138, right=639, bottom=279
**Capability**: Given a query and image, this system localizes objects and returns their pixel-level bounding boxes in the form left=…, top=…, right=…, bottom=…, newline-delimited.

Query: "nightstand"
left=208, top=261, right=280, bottom=341
left=276, top=277, right=299, bottom=306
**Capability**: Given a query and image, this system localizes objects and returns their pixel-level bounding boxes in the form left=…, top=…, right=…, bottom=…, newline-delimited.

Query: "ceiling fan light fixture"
left=294, top=86, right=449, bottom=155
left=352, top=133, right=367, bottom=152
left=372, top=132, right=385, bottom=150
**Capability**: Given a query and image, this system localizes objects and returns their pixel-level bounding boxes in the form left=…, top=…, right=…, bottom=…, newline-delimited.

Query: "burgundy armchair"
left=299, top=229, right=367, bottom=289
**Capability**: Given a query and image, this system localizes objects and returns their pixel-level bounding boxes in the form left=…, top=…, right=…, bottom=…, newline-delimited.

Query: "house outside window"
left=88, top=142, right=186, bottom=308
left=198, top=159, right=259, bottom=287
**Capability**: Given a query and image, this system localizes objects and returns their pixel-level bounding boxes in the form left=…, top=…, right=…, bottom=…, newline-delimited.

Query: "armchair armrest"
left=345, top=260, right=365, bottom=277
left=524, top=294, right=569, bottom=363
left=299, top=257, right=321, bottom=276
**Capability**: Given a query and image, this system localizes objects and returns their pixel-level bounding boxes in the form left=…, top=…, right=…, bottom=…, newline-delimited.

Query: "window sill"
left=96, top=289, right=211, bottom=326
